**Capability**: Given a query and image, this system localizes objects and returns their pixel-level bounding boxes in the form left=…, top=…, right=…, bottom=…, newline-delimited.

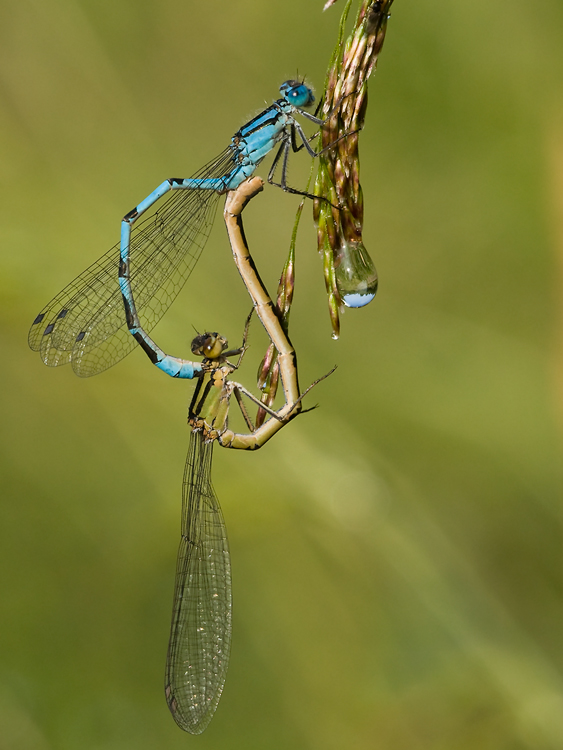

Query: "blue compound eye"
left=280, top=81, right=314, bottom=108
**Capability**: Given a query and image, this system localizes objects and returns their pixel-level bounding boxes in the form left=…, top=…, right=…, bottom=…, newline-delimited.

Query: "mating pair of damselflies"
left=29, top=81, right=345, bottom=733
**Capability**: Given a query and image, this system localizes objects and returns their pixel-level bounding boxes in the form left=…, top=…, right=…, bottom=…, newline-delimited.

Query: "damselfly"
left=29, top=81, right=328, bottom=378
left=121, top=177, right=332, bottom=732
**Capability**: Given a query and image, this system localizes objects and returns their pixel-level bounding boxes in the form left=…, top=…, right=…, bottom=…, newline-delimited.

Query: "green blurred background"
left=1, top=0, right=562, bottom=748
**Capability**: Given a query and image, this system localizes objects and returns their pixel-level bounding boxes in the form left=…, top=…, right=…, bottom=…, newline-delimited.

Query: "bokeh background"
left=1, top=0, right=562, bottom=748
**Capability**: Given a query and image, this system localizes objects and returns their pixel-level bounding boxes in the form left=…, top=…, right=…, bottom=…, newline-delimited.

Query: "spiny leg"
left=267, top=127, right=359, bottom=207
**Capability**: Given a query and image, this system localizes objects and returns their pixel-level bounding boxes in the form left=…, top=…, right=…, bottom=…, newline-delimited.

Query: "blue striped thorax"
left=224, top=80, right=316, bottom=190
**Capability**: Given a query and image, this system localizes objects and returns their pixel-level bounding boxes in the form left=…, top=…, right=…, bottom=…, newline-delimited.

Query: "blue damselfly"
left=29, top=81, right=328, bottom=377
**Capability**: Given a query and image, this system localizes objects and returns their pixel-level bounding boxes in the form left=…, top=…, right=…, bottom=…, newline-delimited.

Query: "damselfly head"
left=191, top=332, right=228, bottom=360
left=280, top=80, right=315, bottom=108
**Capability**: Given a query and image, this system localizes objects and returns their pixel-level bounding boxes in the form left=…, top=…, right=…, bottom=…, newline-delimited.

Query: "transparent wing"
left=165, top=432, right=232, bottom=735
left=28, top=147, right=238, bottom=377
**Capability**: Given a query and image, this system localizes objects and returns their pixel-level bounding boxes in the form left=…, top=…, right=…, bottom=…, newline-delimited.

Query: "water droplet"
left=334, top=241, right=378, bottom=308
